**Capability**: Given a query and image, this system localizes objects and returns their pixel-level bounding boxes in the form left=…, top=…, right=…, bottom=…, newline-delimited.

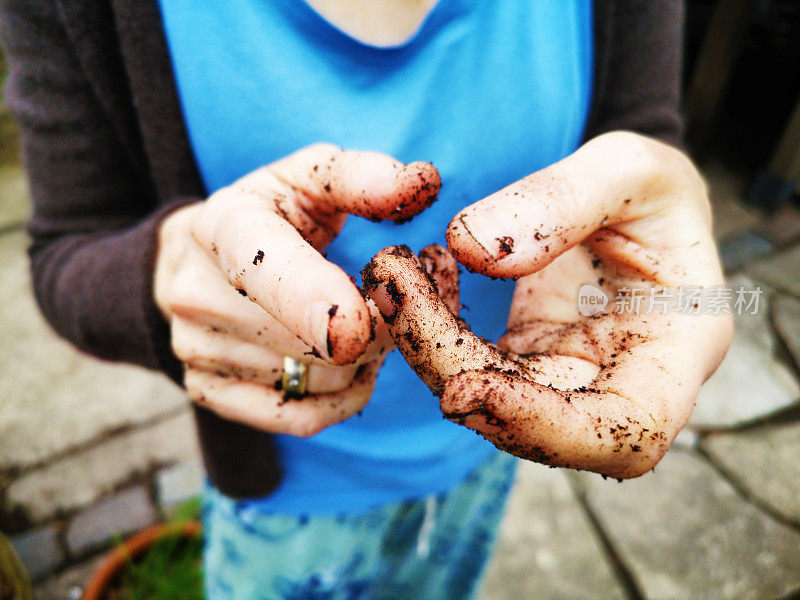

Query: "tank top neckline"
left=275, top=0, right=456, bottom=51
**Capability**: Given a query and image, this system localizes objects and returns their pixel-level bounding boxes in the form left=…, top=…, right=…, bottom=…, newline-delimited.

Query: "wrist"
left=153, top=203, right=202, bottom=320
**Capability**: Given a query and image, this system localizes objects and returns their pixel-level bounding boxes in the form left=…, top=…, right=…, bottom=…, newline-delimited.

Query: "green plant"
left=108, top=498, right=203, bottom=600
left=168, top=496, right=202, bottom=523
left=110, top=528, right=203, bottom=600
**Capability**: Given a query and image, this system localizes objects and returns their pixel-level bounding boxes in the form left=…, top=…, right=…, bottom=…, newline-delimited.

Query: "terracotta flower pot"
left=82, top=520, right=202, bottom=600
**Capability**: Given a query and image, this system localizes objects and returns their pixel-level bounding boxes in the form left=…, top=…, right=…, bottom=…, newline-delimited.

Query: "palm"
left=365, top=132, right=733, bottom=479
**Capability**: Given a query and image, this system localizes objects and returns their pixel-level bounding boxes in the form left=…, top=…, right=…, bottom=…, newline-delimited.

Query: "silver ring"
left=282, top=357, right=308, bottom=398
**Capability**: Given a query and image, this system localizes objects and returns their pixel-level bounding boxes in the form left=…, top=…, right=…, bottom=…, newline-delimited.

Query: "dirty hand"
left=154, top=144, right=440, bottom=436
left=363, top=132, right=732, bottom=478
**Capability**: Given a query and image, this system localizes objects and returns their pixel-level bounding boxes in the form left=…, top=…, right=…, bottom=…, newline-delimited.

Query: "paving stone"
left=701, top=421, right=800, bottom=525
left=576, top=450, right=800, bottom=600
left=0, top=230, right=188, bottom=470
left=690, top=275, right=799, bottom=429
left=11, top=525, right=63, bottom=580
left=478, top=462, right=625, bottom=600
left=65, top=486, right=157, bottom=556
left=7, top=411, right=199, bottom=522
left=748, top=245, right=800, bottom=297
left=718, top=231, right=774, bottom=272
left=34, top=555, right=104, bottom=600
left=772, top=293, right=800, bottom=369
left=0, top=163, right=29, bottom=230
left=156, top=458, right=204, bottom=510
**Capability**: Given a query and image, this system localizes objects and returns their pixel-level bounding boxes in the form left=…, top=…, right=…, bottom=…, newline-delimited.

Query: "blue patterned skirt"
left=203, top=450, right=518, bottom=600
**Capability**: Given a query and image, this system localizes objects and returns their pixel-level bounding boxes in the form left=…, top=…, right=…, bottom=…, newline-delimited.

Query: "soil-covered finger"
left=172, top=318, right=361, bottom=392
left=262, top=144, right=441, bottom=223
left=185, top=359, right=382, bottom=437
left=441, top=369, right=670, bottom=479
left=192, top=205, right=372, bottom=364
left=418, top=244, right=460, bottom=316
left=363, top=245, right=529, bottom=395
left=445, top=132, right=703, bottom=280
left=441, top=323, right=722, bottom=479
left=169, top=253, right=387, bottom=367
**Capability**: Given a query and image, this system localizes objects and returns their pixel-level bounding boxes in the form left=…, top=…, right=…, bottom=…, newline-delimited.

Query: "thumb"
left=446, top=131, right=709, bottom=279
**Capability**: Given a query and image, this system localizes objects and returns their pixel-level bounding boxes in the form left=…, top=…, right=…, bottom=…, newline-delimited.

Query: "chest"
left=160, top=0, right=594, bottom=201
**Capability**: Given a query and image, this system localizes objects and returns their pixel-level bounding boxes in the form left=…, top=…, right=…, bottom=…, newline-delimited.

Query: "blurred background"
left=1, top=0, right=799, bottom=598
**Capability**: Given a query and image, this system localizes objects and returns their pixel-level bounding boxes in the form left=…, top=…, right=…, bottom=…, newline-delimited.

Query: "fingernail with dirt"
left=459, top=209, right=519, bottom=260
left=305, top=301, right=335, bottom=359
left=462, top=412, right=504, bottom=435
left=367, top=281, right=398, bottom=322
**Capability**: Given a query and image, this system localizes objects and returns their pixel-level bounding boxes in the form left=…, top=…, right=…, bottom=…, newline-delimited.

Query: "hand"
left=364, top=132, right=733, bottom=478
left=155, top=144, right=440, bottom=436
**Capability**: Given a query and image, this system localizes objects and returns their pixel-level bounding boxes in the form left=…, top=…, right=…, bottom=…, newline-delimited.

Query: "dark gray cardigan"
left=0, top=0, right=685, bottom=498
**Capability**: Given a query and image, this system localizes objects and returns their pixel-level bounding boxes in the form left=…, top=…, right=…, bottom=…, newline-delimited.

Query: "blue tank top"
left=158, top=0, right=593, bottom=514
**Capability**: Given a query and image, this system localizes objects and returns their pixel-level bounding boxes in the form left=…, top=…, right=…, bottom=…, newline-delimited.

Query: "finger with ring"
left=282, top=357, right=308, bottom=398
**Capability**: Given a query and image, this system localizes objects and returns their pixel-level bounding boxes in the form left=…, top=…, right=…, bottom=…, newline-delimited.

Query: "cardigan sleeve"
left=0, top=0, right=192, bottom=381
left=585, top=0, right=685, bottom=147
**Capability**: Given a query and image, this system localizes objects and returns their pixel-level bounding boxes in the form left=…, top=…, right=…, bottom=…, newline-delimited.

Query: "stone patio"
left=1, top=148, right=799, bottom=598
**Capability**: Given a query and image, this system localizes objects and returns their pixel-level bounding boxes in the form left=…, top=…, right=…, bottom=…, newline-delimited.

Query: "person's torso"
left=158, top=0, right=593, bottom=514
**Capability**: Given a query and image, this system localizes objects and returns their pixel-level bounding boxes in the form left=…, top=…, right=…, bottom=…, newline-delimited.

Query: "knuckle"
left=199, top=187, right=236, bottom=221
left=184, top=372, right=210, bottom=404
left=593, top=130, right=654, bottom=161
left=228, top=181, right=271, bottom=204
left=208, top=183, right=242, bottom=203
left=288, top=416, right=327, bottom=438
left=596, top=130, right=646, bottom=150
left=167, top=272, right=199, bottom=311
left=595, top=130, right=705, bottom=200
left=169, top=321, right=211, bottom=366
left=172, top=344, right=196, bottom=364
left=169, top=326, right=191, bottom=358
left=305, top=142, right=339, bottom=156
left=174, top=343, right=206, bottom=369
left=307, top=366, right=357, bottom=394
